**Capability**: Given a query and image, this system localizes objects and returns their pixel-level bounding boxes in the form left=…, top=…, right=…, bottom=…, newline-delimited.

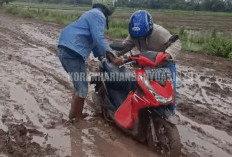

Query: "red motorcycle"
left=90, top=43, right=181, bottom=156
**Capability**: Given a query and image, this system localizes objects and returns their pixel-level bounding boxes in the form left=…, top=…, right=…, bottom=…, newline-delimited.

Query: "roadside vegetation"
left=178, top=28, right=232, bottom=60
left=3, top=4, right=80, bottom=24
left=2, top=2, right=232, bottom=60
left=14, top=0, right=232, bottom=12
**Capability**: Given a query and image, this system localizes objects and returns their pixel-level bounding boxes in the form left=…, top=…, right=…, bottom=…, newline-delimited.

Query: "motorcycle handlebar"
left=120, top=55, right=174, bottom=68
left=119, top=59, right=137, bottom=68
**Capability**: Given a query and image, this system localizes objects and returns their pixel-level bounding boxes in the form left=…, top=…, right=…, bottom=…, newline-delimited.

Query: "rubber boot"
left=69, top=92, right=86, bottom=120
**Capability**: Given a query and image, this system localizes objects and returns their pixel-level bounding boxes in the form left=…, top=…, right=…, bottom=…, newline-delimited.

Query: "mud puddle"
left=177, top=112, right=232, bottom=157
left=0, top=11, right=232, bottom=157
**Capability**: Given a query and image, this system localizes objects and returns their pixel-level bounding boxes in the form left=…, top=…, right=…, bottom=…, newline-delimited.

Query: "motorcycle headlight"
left=139, top=75, right=173, bottom=105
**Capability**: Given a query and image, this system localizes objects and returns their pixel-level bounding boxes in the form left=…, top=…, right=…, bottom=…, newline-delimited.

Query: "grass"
left=9, top=1, right=91, bottom=11
left=3, top=5, right=80, bottom=25
left=2, top=2, right=232, bottom=60
left=10, top=1, right=232, bottom=18
left=178, top=27, right=232, bottom=60
left=3, top=3, right=129, bottom=37
left=106, top=19, right=129, bottom=38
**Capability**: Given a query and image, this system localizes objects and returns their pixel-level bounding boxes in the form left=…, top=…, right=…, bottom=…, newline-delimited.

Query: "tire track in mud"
left=176, top=65, right=232, bottom=135
left=0, top=14, right=73, bottom=155
left=0, top=47, right=72, bottom=156
left=0, top=11, right=232, bottom=157
left=175, top=54, right=232, bottom=157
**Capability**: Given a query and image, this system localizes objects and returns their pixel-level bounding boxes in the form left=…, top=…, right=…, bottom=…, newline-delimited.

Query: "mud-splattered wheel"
left=92, top=86, right=113, bottom=122
left=91, top=93, right=103, bottom=114
left=147, top=117, right=181, bottom=157
left=91, top=85, right=106, bottom=114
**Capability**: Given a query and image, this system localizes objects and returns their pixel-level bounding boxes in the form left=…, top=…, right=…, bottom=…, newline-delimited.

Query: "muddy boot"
left=75, top=96, right=85, bottom=119
left=71, top=113, right=89, bottom=124
left=69, top=91, right=77, bottom=120
left=69, top=93, right=86, bottom=121
left=69, top=103, right=76, bottom=120
left=69, top=107, right=88, bottom=121
left=91, top=93, right=102, bottom=114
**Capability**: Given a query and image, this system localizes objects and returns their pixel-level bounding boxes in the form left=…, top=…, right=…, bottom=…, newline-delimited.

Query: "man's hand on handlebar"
left=106, top=52, right=124, bottom=66
left=112, top=57, right=124, bottom=66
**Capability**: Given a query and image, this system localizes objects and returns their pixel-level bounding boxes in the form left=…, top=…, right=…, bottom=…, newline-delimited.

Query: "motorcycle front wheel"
left=147, top=117, right=181, bottom=157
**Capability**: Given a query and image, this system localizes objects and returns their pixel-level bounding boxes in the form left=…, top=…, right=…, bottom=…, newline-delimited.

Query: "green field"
left=2, top=2, right=232, bottom=60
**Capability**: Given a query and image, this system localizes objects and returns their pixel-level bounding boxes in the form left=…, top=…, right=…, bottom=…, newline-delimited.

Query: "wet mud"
left=0, top=124, right=56, bottom=156
left=0, top=11, right=232, bottom=157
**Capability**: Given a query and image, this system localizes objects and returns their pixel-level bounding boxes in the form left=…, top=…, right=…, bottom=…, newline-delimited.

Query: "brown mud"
left=0, top=11, right=232, bottom=157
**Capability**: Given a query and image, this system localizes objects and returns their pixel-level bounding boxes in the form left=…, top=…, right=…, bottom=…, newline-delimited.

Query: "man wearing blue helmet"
left=119, top=10, right=181, bottom=113
left=119, top=10, right=181, bottom=59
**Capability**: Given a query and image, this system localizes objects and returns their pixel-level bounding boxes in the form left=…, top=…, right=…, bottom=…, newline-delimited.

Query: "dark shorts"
left=58, top=46, right=88, bottom=98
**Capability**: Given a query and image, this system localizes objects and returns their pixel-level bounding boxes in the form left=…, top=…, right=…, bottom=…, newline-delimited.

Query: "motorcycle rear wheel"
left=147, top=117, right=181, bottom=157
left=91, top=93, right=103, bottom=114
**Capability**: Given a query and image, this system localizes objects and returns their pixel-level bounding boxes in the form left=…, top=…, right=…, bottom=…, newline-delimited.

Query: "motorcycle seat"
left=102, top=59, right=137, bottom=91
left=140, top=51, right=159, bottom=62
left=102, top=59, right=130, bottom=73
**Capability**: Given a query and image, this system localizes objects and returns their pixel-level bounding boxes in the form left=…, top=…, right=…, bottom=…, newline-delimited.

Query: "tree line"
left=0, top=0, right=13, bottom=6
left=117, top=0, right=232, bottom=12
left=6, top=0, right=232, bottom=12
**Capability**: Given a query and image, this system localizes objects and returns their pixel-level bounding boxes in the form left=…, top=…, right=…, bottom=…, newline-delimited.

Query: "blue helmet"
left=129, top=10, right=153, bottom=38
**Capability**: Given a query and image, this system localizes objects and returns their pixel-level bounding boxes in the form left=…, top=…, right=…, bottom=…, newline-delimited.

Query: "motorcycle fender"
left=149, top=110, right=178, bottom=125
left=165, top=116, right=179, bottom=125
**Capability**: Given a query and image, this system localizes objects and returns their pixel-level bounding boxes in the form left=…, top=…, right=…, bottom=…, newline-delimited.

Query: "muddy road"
left=0, top=12, right=232, bottom=157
